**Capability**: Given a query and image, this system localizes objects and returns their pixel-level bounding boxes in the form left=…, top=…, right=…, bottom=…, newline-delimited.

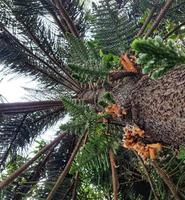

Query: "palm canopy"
left=1, top=0, right=185, bottom=199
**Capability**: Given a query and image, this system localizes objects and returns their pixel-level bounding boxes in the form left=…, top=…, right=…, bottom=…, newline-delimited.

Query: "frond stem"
left=46, top=130, right=88, bottom=200
left=18, top=18, right=81, bottom=91
left=0, top=133, right=67, bottom=189
left=136, top=7, right=156, bottom=37
left=0, top=23, right=78, bottom=92
left=135, top=153, right=160, bottom=200
left=152, top=161, right=181, bottom=200
left=163, top=21, right=185, bottom=40
left=145, top=0, right=173, bottom=38
left=51, top=0, right=80, bottom=37
left=0, top=114, right=28, bottom=168
left=71, top=172, right=80, bottom=200
left=109, top=149, right=119, bottom=200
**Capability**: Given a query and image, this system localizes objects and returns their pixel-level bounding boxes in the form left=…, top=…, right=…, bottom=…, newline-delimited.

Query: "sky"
left=0, top=0, right=99, bottom=102
left=0, top=71, right=36, bottom=102
left=0, top=65, right=69, bottom=145
left=0, top=0, right=98, bottom=145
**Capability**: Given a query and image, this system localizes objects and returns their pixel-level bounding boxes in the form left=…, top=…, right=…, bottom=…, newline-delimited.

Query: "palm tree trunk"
left=0, top=101, right=64, bottom=114
left=112, top=66, right=185, bottom=146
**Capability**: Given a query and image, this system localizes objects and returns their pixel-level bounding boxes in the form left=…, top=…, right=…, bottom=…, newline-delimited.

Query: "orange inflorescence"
left=120, top=54, right=138, bottom=73
left=105, top=104, right=127, bottom=118
left=123, top=125, right=162, bottom=161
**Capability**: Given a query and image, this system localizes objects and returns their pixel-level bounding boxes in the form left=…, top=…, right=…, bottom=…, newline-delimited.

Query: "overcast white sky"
left=0, top=0, right=98, bottom=102
left=0, top=0, right=98, bottom=144
left=0, top=65, right=69, bottom=143
left=0, top=73, right=36, bottom=102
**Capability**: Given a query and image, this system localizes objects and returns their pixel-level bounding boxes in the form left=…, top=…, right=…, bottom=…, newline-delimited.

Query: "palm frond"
left=0, top=28, right=80, bottom=92
left=1, top=134, right=75, bottom=200
left=31, top=134, right=76, bottom=200
left=0, top=101, right=65, bottom=168
left=92, top=0, right=138, bottom=54
left=0, top=0, right=84, bottom=92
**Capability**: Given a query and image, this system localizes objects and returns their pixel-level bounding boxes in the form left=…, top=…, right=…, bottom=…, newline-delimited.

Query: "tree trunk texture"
left=111, top=66, right=185, bottom=146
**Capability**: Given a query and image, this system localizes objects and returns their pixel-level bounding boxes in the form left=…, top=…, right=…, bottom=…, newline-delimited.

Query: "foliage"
left=91, top=0, right=138, bottom=53
left=1, top=0, right=185, bottom=199
left=178, top=146, right=185, bottom=161
left=132, top=36, right=185, bottom=79
left=66, top=35, right=119, bottom=84
left=0, top=105, right=65, bottom=168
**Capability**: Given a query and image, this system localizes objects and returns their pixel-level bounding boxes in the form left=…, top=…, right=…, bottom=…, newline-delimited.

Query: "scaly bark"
left=112, top=66, right=185, bottom=146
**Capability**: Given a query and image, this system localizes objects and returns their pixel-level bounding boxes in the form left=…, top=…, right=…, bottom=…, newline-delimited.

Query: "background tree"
left=0, top=0, right=185, bottom=199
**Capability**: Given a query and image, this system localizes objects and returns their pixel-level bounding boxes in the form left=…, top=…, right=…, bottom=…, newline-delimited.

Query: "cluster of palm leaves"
left=0, top=0, right=185, bottom=199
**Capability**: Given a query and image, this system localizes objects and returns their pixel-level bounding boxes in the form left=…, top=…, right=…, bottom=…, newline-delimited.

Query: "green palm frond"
left=65, top=35, right=119, bottom=83
left=60, top=97, right=99, bottom=135
left=30, top=134, right=76, bottom=200
left=0, top=134, right=75, bottom=200
left=92, top=0, right=138, bottom=54
left=0, top=0, right=87, bottom=92
left=0, top=101, right=65, bottom=168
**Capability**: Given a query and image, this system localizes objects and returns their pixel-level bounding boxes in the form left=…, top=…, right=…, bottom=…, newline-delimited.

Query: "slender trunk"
left=109, top=149, right=119, bottom=200
left=136, top=7, right=156, bottom=37
left=152, top=161, right=180, bottom=200
left=46, top=131, right=87, bottom=200
left=145, top=0, right=173, bottom=38
left=112, top=66, right=185, bottom=146
left=0, top=101, right=64, bottom=114
left=0, top=133, right=67, bottom=189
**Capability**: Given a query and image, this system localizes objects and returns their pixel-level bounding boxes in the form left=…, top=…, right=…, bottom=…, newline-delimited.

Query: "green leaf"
left=178, top=146, right=185, bottom=161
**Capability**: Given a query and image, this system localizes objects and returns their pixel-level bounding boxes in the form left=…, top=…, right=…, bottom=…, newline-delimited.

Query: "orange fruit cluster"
left=123, top=125, right=162, bottom=160
left=120, top=54, right=138, bottom=73
left=105, top=104, right=127, bottom=118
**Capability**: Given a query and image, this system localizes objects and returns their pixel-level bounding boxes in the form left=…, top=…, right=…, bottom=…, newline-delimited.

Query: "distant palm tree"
left=0, top=0, right=185, bottom=199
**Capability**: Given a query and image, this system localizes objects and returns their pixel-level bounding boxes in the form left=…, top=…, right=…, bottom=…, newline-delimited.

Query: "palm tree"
left=0, top=0, right=185, bottom=199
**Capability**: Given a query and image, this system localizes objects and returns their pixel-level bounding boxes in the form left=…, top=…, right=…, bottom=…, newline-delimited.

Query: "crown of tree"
left=0, top=0, right=185, bottom=199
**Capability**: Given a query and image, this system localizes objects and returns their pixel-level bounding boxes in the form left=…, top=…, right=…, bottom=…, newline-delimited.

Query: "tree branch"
left=152, top=161, right=181, bottom=200
left=109, top=149, right=119, bottom=200
left=0, top=133, right=67, bottom=190
left=46, top=130, right=88, bottom=200
left=136, top=7, right=156, bottom=37
left=145, top=0, right=173, bottom=38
